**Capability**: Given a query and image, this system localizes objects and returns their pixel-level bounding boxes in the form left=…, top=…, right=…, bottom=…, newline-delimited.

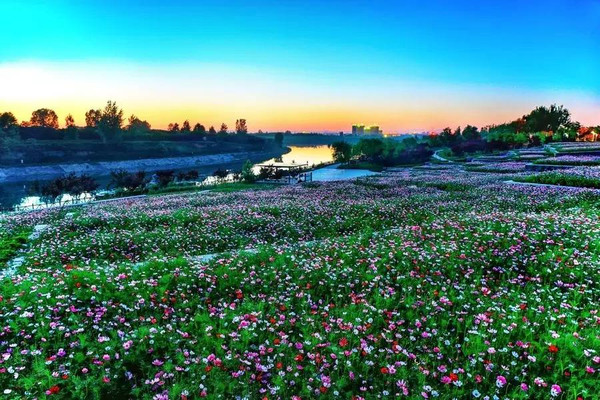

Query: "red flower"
left=339, top=338, right=348, bottom=347
left=449, top=373, right=458, bottom=382
left=380, top=367, right=389, bottom=374
left=49, top=385, right=60, bottom=394
left=319, top=386, right=327, bottom=393
left=548, top=345, right=559, bottom=353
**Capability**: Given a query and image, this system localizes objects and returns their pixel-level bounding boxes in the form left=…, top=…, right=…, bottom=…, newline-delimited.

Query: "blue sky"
left=0, top=0, right=598, bottom=131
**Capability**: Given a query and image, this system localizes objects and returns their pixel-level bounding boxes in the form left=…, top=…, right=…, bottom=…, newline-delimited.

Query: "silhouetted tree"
left=168, top=123, right=180, bottom=132
left=97, top=101, right=124, bottom=142
left=127, top=114, right=151, bottom=135
left=235, top=119, right=248, bottom=134
left=30, top=108, right=58, bottom=128
left=193, top=123, right=206, bottom=135
left=65, top=114, right=75, bottom=127
left=85, top=109, right=101, bottom=127
left=218, top=123, right=228, bottom=136
left=0, top=112, right=17, bottom=130
left=181, top=120, right=191, bottom=132
left=208, top=125, right=216, bottom=135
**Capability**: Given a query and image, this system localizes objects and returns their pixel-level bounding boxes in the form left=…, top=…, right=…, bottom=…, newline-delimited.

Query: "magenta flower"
left=496, top=375, right=507, bottom=388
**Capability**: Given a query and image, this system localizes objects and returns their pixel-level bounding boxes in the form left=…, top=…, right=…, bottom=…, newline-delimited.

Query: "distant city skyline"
left=0, top=0, right=598, bottom=132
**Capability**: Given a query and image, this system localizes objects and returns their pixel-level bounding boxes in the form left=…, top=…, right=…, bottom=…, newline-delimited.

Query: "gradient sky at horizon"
left=1, top=0, right=599, bottom=132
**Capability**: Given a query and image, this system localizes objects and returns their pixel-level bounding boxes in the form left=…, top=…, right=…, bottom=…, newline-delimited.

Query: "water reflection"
left=259, top=145, right=333, bottom=167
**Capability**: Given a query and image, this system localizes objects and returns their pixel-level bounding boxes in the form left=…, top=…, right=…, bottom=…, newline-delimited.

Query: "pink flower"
left=520, top=383, right=528, bottom=391
left=550, top=384, right=562, bottom=397
left=496, top=375, right=507, bottom=388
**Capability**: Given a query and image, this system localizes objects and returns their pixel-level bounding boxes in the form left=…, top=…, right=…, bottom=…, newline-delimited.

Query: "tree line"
left=331, top=105, right=599, bottom=165
left=0, top=101, right=252, bottom=142
left=330, top=137, right=433, bottom=167
left=429, top=104, right=599, bottom=154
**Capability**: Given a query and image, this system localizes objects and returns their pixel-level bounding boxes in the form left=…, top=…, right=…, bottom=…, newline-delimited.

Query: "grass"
left=515, top=172, right=600, bottom=189
left=532, top=158, right=600, bottom=166
left=209, top=182, right=279, bottom=193
left=0, top=227, right=30, bottom=266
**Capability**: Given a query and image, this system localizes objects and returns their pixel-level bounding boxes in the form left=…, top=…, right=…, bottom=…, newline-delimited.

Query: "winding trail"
left=432, top=150, right=452, bottom=163
left=1, top=224, right=50, bottom=279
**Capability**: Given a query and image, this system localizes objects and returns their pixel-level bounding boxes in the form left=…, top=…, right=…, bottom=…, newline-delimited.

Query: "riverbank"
left=0, top=148, right=287, bottom=183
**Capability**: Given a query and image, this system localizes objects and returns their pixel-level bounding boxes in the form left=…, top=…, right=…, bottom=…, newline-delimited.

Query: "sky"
left=0, top=0, right=599, bottom=132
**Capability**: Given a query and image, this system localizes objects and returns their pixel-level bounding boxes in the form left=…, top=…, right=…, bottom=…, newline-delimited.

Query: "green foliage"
left=517, top=172, right=600, bottom=189
left=352, top=138, right=432, bottom=166
left=524, top=104, right=573, bottom=133
left=329, top=141, right=352, bottom=163
left=241, top=160, right=257, bottom=183
left=0, top=228, right=30, bottom=266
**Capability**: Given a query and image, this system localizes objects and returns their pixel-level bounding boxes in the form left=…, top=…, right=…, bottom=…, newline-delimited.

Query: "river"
left=0, top=145, right=378, bottom=211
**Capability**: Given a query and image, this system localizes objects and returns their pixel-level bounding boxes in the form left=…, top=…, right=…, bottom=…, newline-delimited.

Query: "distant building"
left=352, top=124, right=381, bottom=135
left=366, top=125, right=381, bottom=135
left=352, top=124, right=364, bottom=135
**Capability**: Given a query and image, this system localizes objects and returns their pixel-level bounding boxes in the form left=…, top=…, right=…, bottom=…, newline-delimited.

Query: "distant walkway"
left=432, top=150, right=452, bottom=163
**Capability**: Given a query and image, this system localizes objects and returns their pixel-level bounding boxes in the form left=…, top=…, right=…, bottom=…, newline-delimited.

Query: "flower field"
left=533, top=156, right=600, bottom=166
left=1, top=167, right=600, bottom=399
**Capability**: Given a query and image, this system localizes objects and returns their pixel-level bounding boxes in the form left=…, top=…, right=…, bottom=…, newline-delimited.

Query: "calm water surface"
left=1, top=145, right=377, bottom=211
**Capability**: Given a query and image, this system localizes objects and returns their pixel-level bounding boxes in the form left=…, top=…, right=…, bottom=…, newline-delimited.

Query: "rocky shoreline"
left=0, top=149, right=286, bottom=183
